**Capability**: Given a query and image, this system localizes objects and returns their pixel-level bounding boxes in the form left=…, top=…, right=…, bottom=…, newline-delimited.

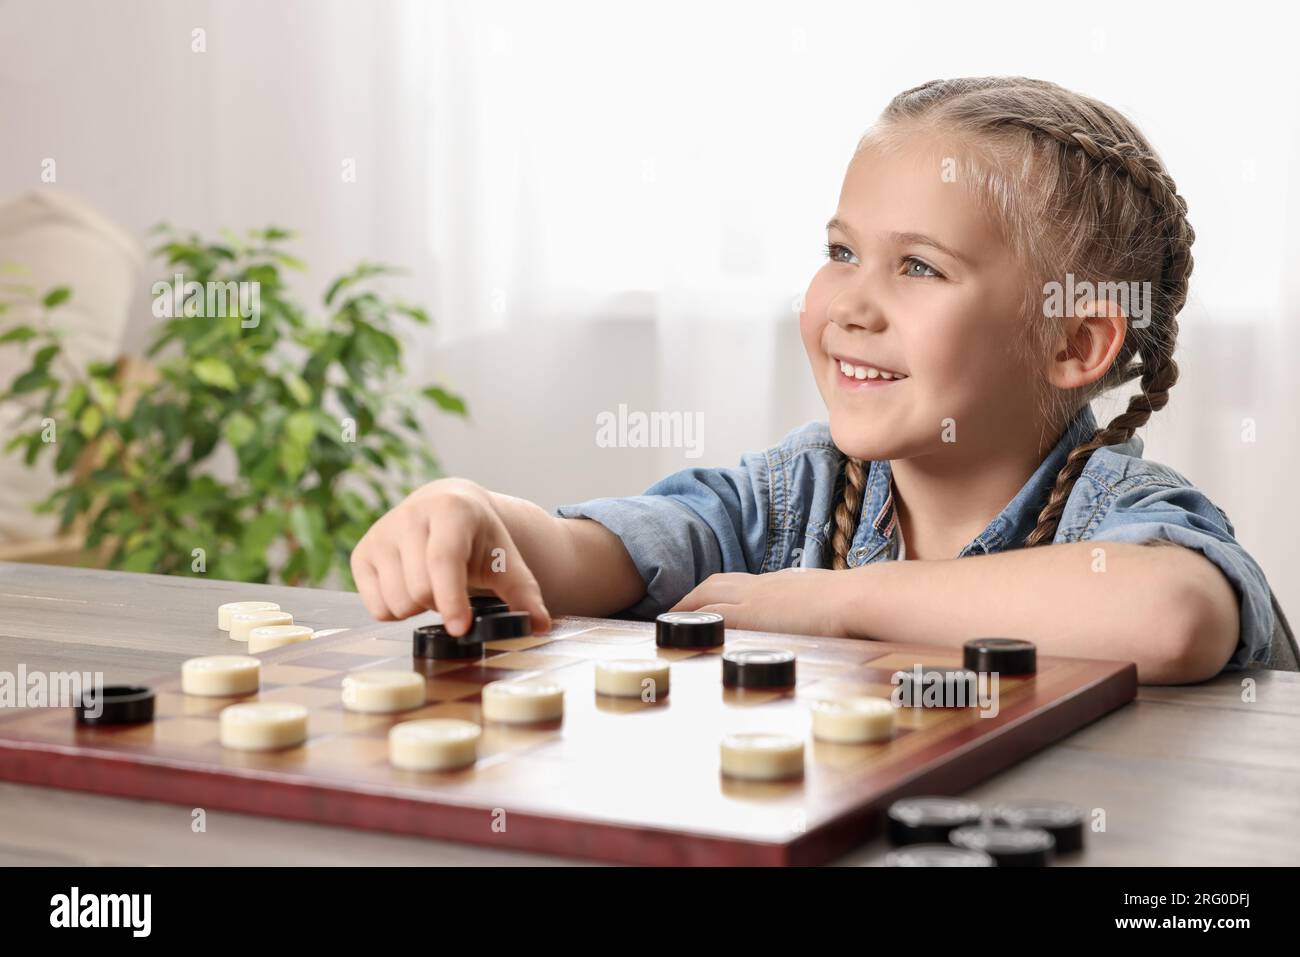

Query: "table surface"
left=0, top=561, right=1296, bottom=867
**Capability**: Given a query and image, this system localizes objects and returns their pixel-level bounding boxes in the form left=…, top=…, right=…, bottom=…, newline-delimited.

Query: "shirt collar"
left=847, top=403, right=1099, bottom=565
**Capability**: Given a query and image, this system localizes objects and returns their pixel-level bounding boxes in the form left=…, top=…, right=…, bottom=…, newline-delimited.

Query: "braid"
left=1011, top=119, right=1195, bottom=546
left=830, top=455, right=867, bottom=569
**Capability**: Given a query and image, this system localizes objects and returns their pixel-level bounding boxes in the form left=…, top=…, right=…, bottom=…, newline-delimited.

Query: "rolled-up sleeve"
left=1085, top=482, right=1276, bottom=670
left=553, top=454, right=771, bottom=619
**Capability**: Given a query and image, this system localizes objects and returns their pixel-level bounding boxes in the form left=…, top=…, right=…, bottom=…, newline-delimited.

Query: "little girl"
left=352, top=77, right=1276, bottom=685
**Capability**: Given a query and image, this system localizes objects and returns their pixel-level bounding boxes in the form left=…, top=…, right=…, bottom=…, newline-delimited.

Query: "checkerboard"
left=0, top=617, right=1135, bottom=865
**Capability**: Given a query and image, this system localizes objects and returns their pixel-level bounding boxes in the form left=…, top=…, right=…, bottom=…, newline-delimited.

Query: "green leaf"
left=272, top=252, right=307, bottom=271
left=223, top=411, right=257, bottom=447
left=284, top=409, right=316, bottom=447
left=421, top=385, right=468, bottom=416
left=78, top=405, right=103, bottom=438
left=0, top=325, right=38, bottom=344
left=32, top=344, right=59, bottom=370
left=63, top=382, right=87, bottom=416
left=120, top=546, right=161, bottom=574
left=192, top=357, right=238, bottom=391
left=11, top=369, right=54, bottom=394
left=288, top=503, right=320, bottom=553
left=157, top=404, right=183, bottom=446
left=394, top=303, right=431, bottom=325
left=59, top=488, right=88, bottom=531
left=324, top=262, right=399, bottom=306
left=305, top=540, right=332, bottom=582
left=279, top=442, right=307, bottom=481
left=243, top=509, right=284, bottom=557
left=282, top=371, right=312, bottom=406
left=53, top=432, right=85, bottom=472
left=23, top=433, right=43, bottom=465
left=42, top=287, right=72, bottom=309
left=189, top=423, right=220, bottom=461
left=355, top=323, right=401, bottom=368
left=87, top=376, right=118, bottom=410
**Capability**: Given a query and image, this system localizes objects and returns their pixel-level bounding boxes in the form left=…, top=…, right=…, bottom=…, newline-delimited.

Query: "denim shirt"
left=555, top=403, right=1276, bottom=670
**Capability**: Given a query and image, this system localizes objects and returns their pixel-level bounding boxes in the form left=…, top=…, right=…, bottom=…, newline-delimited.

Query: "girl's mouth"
left=832, top=356, right=909, bottom=390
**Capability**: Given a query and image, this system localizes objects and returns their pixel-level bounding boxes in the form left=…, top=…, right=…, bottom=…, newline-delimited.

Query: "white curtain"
left=1, top=0, right=1296, bottom=614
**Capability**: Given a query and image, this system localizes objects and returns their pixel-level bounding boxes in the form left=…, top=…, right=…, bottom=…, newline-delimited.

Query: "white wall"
left=1, top=0, right=1296, bottom=624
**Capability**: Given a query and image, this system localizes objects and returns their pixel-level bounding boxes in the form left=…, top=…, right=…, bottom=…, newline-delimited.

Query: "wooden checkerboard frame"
left=0, top=617, right=1135, bottom=865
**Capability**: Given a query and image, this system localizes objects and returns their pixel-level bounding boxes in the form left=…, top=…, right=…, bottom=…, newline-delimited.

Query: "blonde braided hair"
left=830, top=456, right=867, bottom=569
left=829, top=77, right=1194, bottom=566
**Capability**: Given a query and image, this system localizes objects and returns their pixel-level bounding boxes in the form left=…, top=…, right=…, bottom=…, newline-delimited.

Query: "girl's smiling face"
left=800, top=134, right=1044, bottom=463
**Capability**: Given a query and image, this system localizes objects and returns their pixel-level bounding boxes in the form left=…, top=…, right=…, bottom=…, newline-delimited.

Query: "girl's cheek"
left=799, top=285, right=824, bottom=342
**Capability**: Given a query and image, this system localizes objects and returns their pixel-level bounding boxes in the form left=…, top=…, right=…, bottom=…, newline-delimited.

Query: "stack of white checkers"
left=217, top=600, right=317, bottom=652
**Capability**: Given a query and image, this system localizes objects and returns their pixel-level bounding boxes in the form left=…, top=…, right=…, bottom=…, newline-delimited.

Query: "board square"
left=260, top=663, right=342, bottom=686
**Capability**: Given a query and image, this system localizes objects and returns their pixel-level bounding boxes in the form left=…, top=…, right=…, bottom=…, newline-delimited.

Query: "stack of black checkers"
left=989, top=799, right=1086, bottom=854
left=413, top=621, right=482, bottom=660
left=947, top=825, right=1055, bottom=867
left=893, top=668, right=979, bottom=708
left=963, top=637, right=1037, bottom=675
left=469, top=594, right=510, bottom=618
left=884, top=795, right=1085, bottom=866
left=655, top=611, right=724, bottom=648
left=885, top=845, right=996, bottom=867
left=413, top=594, right=531, bottom=660
left=722, top=649, right=796, bottom=689
left=886, top=797, right=983, bottom=846
left=75, top=686, right=156, bottom=726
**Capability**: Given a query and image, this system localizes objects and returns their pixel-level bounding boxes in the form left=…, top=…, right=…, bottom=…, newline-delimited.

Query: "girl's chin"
left=827, top=420, right=891, bottom=463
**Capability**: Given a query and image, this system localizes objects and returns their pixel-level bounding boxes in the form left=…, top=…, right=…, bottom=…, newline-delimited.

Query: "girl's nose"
left=826, top=285, right=886, bottom=332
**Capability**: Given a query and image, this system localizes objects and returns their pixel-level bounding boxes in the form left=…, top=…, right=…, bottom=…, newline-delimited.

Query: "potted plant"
left=0, top=226, right=465, bottom=587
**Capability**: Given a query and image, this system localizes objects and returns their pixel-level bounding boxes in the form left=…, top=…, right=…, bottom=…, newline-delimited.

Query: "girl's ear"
left=1046, top=298, right=1127, bottom=391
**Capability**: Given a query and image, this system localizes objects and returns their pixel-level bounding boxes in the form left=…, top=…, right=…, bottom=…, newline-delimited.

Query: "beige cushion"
left=0, top=190, right=142, bottom=542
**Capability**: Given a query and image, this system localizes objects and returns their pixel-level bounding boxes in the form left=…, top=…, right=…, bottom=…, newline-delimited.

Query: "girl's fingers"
left=427, top=545, right=473, bottom=636
left=399, top=529, right=436, bottom=612
left=670, top=580, right=723, bottom=612
left=490, top=546, right=551, bottom=634
left=374, top=552, right=420, bottom=620
left=697, top=603, right=734, bottom=616
left=352, top=558, right=391, bottom=620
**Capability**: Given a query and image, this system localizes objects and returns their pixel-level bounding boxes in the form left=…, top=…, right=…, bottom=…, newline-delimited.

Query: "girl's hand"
left=350, top=478, right=551, bottom=636
left=669, top=568, right=850, bottom=638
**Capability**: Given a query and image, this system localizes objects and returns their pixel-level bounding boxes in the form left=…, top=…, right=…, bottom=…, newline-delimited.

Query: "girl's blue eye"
left=903, top=256, right=942, bottom=279
left=824, top=242, right=856, bottom=264
left=824, top=244, right=943, bottom=278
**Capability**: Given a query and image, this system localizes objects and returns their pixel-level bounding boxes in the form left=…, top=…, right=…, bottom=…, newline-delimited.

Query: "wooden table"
left=1, top=562, right=1296, bottom=866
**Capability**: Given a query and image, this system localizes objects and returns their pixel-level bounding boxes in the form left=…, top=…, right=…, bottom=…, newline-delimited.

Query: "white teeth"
left=836, top=358, right=908, bottom=381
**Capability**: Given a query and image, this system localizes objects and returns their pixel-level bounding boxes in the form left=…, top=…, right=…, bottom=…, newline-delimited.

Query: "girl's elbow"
left=1146, top=571, right=1240, bottom=684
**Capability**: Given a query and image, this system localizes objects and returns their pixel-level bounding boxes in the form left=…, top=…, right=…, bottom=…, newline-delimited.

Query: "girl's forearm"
left=486, top=492, right=645, bottom=617
left=840, top=541, right=1239, bottom=684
